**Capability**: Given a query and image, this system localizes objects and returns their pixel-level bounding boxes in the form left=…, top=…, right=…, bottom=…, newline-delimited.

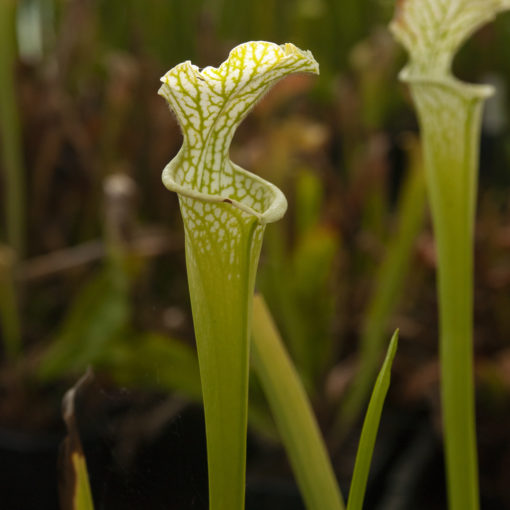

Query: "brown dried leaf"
left=59, top=368, right=95, bottom=510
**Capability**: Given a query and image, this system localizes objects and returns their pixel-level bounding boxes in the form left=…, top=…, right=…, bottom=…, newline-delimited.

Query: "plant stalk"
left=0, top=245, right=21, bottom=359
left=389, top=3, right=510, bottom=506
left=0, top=0, right=26, bottom=257
left=410, top=80, right=487, bottom=510
left=183, top=201, right=264, bottom=510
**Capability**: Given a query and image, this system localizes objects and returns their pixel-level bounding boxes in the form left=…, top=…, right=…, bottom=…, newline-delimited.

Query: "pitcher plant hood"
left=158, top=41, right=319, bottom=225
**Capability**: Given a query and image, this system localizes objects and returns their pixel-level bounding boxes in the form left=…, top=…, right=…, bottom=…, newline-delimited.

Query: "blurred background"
left=1, top=0, right=510, bottom=509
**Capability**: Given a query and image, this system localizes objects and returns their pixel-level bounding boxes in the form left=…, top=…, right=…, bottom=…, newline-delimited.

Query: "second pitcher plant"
left=391, top=2, right=510, bottom=509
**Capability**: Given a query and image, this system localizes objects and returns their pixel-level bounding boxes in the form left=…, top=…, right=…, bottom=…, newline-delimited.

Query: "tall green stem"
left=0, top=0, right=26, bottom=257
left=412, top=80, right=486, bottom=510
left=182, top=198, right=264, bottom=510
left=0, top=245, right=21, bottom=359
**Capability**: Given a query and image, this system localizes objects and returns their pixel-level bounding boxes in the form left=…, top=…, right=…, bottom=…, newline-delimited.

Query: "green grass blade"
left=346, top=330, right=398, bottom=510
left=251, top=294, right=345, bottom=510
left=0, top=246, right=21, bottom=360
left=0, top=0, right=26, bottom=257
left=71, top=454, right=95, bottom=510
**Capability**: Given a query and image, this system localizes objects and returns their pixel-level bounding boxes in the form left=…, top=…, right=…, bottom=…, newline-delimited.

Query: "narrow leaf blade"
left=251, top=294, right=345, bottom=510
left=347, top=330, right=398, bottom=510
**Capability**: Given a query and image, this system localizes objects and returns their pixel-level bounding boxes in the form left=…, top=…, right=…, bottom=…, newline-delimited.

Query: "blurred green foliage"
left=259, top=169, right=340, bottom=392
left=1, top=4, right=510, bottom=507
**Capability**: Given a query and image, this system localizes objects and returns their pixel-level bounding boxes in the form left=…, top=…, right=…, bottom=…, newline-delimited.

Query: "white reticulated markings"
left=392, top=0, right=510, bottom=77
left=159, top=41, right=319, bottom=510
left=159, top=41, right=318, bottom=196
left=159, top=41, right=319, bottom=268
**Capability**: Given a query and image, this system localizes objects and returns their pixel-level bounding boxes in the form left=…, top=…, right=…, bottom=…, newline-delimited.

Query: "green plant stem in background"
left=347, top=330, right=398, bottom=510
left=391, top=2, right=510, bottom=508
left=338, top=137, right=425, bottom=434
left=38, top=174, right=136, bottom=380
left=0, top=245, right=21, bottom=360
left=410, top=78, right=484, bottom=510
left=159, top=42, right=318, bottom=510
left=251, top=294, right=345, bottom=510
left=0, top=0, right=26, bottom=257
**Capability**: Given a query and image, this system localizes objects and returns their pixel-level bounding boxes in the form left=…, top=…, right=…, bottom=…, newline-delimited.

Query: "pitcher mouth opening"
left=162, top=156, right=287, bottom=225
